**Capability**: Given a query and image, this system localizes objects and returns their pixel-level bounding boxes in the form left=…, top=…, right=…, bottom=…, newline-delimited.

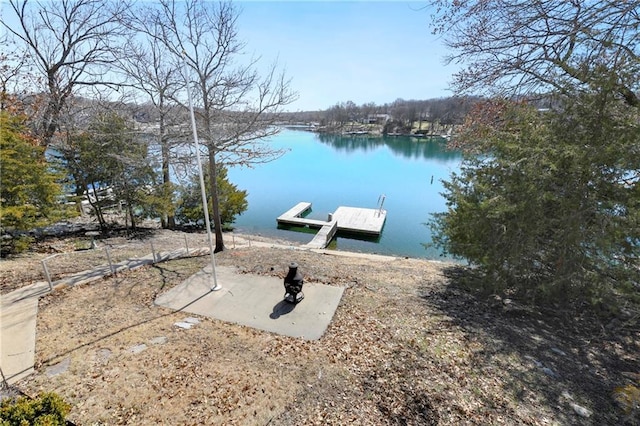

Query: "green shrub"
left=0, top=235, right=34, bottom=257
left=0, top=392, right=70, bottom=426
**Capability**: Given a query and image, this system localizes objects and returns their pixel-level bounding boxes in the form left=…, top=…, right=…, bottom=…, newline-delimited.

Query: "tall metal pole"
left=182, top=53, right=221, bottom=291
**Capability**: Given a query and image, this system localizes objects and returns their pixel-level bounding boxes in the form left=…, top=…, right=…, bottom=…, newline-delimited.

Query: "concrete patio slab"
left=154, top=266, right=344, bottom=340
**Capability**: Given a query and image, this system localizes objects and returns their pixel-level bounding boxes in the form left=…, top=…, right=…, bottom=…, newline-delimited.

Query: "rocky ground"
left=1, top=226, right=639, bottom=425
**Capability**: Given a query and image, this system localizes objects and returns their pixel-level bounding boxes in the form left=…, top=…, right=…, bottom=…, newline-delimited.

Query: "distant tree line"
left=283, top=96, right=564, bottom=139
left=281, top=97, right=483, bottom=130
left=323, top=97, right=479, bottom=128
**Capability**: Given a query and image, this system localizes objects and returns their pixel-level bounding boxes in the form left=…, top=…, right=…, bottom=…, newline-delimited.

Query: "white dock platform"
left=332, top=206, right=386, bottom=235
left=276, top=202, right=326, bottom=228
left=276, top=202, right=387, bottom=249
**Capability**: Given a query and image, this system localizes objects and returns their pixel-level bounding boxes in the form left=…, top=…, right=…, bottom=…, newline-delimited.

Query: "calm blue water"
left=226, top=129, right=462, bottom=259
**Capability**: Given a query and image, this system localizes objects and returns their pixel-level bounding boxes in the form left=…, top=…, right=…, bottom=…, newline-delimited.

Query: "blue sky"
left=236, top=1, right=458, bottom=111
left=0, top=0, right=457, bottom=112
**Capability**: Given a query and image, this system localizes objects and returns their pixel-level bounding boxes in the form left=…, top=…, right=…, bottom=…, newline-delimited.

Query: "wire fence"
left=38, top=231, right=255, bottom=290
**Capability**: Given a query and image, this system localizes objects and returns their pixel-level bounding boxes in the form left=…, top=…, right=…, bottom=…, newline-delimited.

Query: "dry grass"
left=0, top=229, right=213, bottom=293
left=10, top=243, right=640, bottom=425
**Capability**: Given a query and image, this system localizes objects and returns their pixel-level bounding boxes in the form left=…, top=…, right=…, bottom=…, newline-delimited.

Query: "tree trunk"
left=127, top=201, right=136, bottom=231
left=160, top=137, right=168, bottom=229
left=74, top=182, right=86, bottom=216
left=160, top=143, right=175, bottom=229
left=160, top=119, right=175, bottom=229
left=89, top=182, right=107, bottom=231
left=207, top=147, right=225, bottom=252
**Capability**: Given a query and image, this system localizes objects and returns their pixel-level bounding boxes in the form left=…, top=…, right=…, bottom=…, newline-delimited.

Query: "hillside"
left=5, top=232, right=638, bottom=425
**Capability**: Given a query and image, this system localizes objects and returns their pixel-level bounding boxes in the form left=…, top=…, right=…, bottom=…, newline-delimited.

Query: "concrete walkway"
left=0, top=247, right=198, bottom=385
left=0, top=281, right=50, bottom=385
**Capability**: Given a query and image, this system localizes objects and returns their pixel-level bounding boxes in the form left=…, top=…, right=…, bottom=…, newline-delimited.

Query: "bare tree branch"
left=430, top=0, right=640, bottom=106
left=2, top=0, right=131, bottom=146
left=127, top=0, right=297, bottom=250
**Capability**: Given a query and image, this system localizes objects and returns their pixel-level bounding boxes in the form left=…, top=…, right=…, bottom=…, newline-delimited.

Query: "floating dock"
left=276, top=202, right=387, bottom=249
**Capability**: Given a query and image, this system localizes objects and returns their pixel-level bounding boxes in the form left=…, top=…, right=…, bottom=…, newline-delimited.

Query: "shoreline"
left=0, top=223, right=455, bottom=295
left=230, top=227, right=455, bottom=263
left=7, top=213, right=447, bottom=262
left=232, top=232, right=453, bottom=265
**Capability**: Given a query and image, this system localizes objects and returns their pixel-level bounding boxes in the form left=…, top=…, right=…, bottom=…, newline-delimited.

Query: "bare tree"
left=115, top=34, right=187, bottom=229
left=131, top=0, right=297, bottom=251
left=2, top=0, right=130, bottom=147
left=0, top=36, right=32, bottom=110
left=430, top=0, right=640, bottom=107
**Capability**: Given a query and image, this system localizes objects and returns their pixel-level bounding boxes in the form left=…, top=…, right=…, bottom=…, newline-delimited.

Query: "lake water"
left=226, top=129, right=462, bottom=259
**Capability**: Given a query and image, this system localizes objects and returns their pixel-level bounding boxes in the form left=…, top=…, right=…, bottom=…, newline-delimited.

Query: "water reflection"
left=315, top=132, right=461, bottom=161
left=229, top=129, right=462, bottom=259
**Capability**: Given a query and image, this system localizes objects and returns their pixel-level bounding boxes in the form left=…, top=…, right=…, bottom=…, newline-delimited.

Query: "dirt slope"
left=4, top=231, right=638, bottom=425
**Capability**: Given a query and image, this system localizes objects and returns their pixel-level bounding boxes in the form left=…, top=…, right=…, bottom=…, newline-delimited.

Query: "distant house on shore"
left=366, top=114, right=391, bottom=124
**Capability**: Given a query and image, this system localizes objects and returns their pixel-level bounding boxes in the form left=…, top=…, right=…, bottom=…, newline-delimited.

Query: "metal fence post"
left=0, top=366, right=9, bottom=389
left=105, top=247, right=116, bottom=275
left=41, top=259, right=53, bottom=291
left=184, top=235, right=190, bottom=256
left=150, top=241, right=156, bottom=263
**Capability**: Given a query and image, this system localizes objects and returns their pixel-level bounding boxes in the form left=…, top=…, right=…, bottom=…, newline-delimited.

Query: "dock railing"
left=376, top=194, right=386, bottom=217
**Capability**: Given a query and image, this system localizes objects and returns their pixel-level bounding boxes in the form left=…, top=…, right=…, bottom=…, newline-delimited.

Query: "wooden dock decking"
left=276, top=202, right=324, bottom=228
left=306, top=221, right=338, bottom=249
left=276, top=202, right=387, bottom=249
left=331, top=206, right=386, bottom=235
